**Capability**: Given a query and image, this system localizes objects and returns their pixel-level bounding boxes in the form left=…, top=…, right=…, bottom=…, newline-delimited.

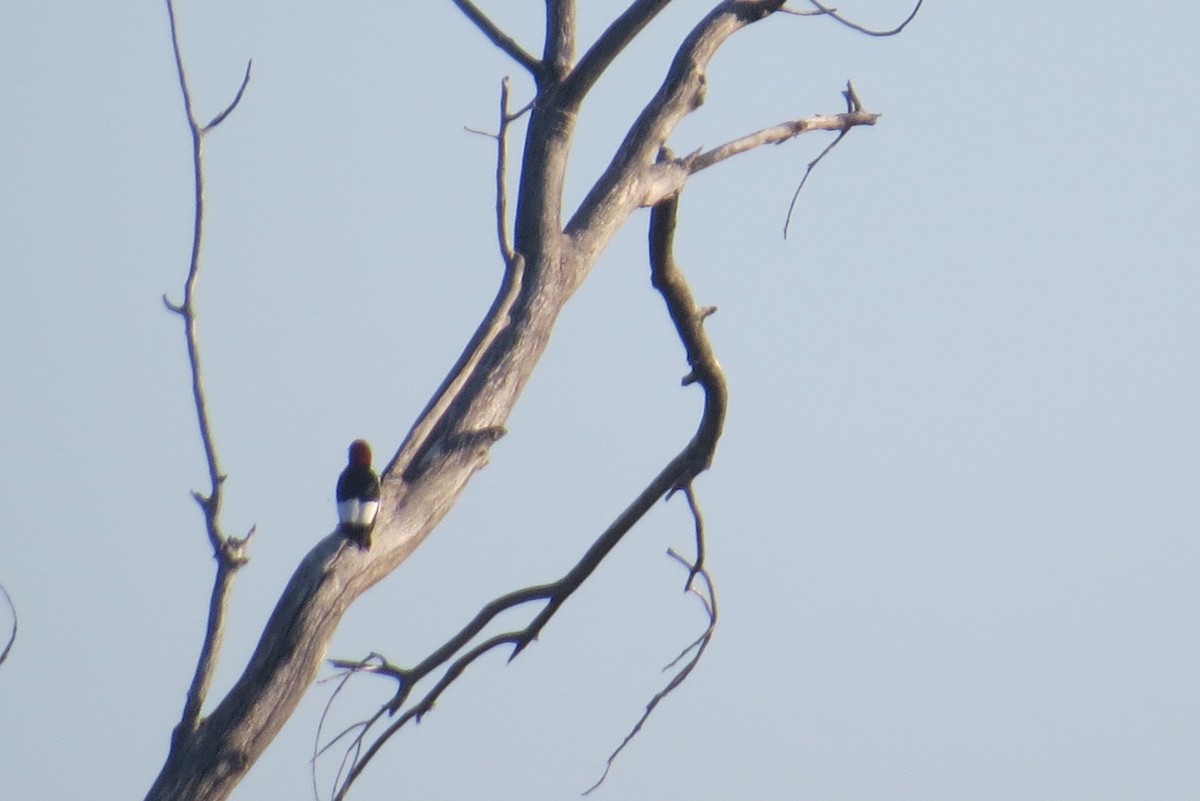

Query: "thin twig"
left=681, top=484, right=706, bottom=590
left=205, top=60, right=253, bottom=131
left=0, top=583, right=16, bottom=668
left=662, top=550, right=718, bottom=668
left=782, top=81, right=865, bottom=238
left=585, top=553, right=717, bottom=795
left=462, top=78, right=531, bottom=266
left=162, top=0, right=253, bottom=745
left=803, top=0, right=923, bottom=35
left=494, top=79, right=516, bottom=263
left=782, top=128, right=847, bottom=238
left=311, top=653, right=389, bottom=801
left=312, top=667, right=358, bottom=801
left=584, top=185, right=723, bottom=792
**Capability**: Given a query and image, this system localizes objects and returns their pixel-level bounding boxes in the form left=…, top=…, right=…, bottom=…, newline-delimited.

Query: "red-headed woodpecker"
left=337, top=439, right=381, bottom=550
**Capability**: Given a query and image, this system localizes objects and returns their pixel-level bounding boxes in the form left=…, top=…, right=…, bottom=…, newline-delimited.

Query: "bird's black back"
left=337, top=464, right=381, bottom=502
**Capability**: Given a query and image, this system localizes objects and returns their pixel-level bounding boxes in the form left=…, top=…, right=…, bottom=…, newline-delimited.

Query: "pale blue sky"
left=2, top=2, right=1199, bottom=799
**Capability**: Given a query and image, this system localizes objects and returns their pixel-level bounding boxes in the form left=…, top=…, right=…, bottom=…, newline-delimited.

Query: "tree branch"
left=464, top=78, right=531, bottom=266
left=146, top=2, right=903, bottom=797
left=561, top=0, right=675, bottom=105
left=544, top=0, right=576, bottom=79
left=565, top=0, right=788, bottom=258
left=318, top=174, right=728, bottom=798
left=688, top=108, right=879, bottom=175
left=449, top=0, right=542, bottom=75
left=160, top=0, right=255, bottom=750
left=585, top=551, right=717, bottom=794
left=584, top=181, right=722, bottom=793
left=204, top=60, right=253, bottom=131
left=801, top=0, right=924, bottom=36
left=780, top=80, right=867, bottom=237
left=0, top=583, right=16, bottom=668
left=680, top=483, right=707, bottom=588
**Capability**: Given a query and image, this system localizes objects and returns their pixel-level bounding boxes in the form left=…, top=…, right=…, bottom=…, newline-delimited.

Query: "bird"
left=336, top=439, right=381, bottom=550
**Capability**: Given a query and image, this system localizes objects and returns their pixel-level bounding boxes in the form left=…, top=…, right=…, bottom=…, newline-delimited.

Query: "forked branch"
left=585, top=550, right=718, bottom=794
left=800, top=0, right=924, bottom=36
left=585, top=183, right=722, bottom=794
left=564, top=0, right=892, bottom=254
left=781, top=80, right=866, bottom=237
left=147, top=3, right=913, bottom=799
left=161, top=0, right=255, bottom=746
left=689, top=97, right=879, bottom=174
left=318, top=184, right=728, bottom=800
left=464, top=78, right=532, bottom=266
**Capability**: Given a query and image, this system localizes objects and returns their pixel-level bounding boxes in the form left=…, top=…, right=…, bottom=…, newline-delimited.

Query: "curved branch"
left=585, top=552, right=717, bottom=794
left=311, top=654, right=389, bottom=799
left=804, top=0, right=924, bottom=36
left=781, top=81, right=867, bottom=237
left=0, top=583, right=16, bottom=668
left=204, top=60, right=253, bottom=131
left=584, top=189, right=722, bottom=792
left=321, top=179, right=728, bottom=798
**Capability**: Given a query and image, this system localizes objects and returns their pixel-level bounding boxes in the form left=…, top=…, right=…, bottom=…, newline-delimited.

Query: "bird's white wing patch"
left=338, top=499, right=378, bottom=527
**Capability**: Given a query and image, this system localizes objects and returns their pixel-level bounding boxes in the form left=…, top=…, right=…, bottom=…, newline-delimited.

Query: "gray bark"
left=145, top=2, right=884, bottom=799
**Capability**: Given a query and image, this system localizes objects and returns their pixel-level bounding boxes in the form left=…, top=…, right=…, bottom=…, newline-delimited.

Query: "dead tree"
left=146, top=2, right=918, bottom=800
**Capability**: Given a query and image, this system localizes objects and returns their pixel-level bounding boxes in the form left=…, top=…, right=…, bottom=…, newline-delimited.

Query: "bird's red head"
left=348, top=439, right=373, bottom=467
